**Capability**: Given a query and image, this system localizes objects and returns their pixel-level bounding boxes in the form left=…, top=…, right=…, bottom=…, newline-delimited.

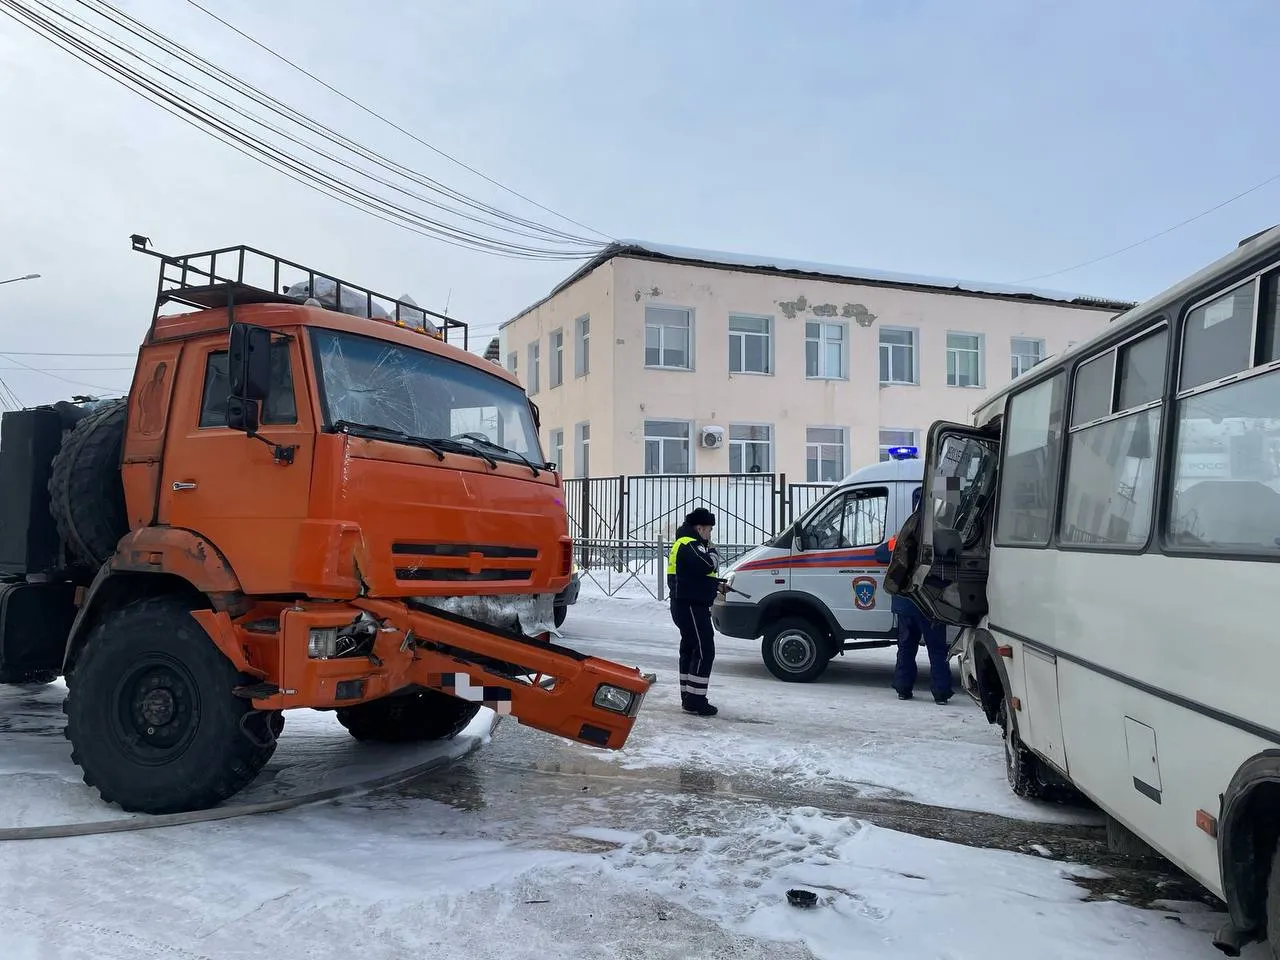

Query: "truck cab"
left=712, top=448, right=950, bottom=682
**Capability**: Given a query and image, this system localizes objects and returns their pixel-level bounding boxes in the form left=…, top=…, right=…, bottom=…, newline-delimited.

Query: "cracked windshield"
left=311, top=328, right=542, bottom=464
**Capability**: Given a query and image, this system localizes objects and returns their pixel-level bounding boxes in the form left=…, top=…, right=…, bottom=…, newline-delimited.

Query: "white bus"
left=897, top=225, right=1280, bottom=957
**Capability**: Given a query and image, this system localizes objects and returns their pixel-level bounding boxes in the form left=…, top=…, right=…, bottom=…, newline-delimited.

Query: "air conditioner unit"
left=700, top=425, right=725, bottom=449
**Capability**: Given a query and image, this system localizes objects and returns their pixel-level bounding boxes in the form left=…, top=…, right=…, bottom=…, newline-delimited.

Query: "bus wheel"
left=998, top=698, right=1046, bottom=800
left=1267, top=842, right=1280, bottom=959
left=762, top=617, right=830, bottom=683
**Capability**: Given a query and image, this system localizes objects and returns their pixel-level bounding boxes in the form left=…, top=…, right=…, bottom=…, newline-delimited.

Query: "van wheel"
left=762, top=617, right=830, bottom=683
left=998, top=698, right=1047, bottom=800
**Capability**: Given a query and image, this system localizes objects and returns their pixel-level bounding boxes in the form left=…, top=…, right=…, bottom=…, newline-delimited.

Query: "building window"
left=575, top=314, right=590, bottom=377
left=645, top=306, right=692, bottom=369
left=575, top=422, right=590, bottom=477
left=805, top=426, right=846, bottom=482
left=548, top=428, right=564, bottom=471
left=729, top=424, right=771, bottom=473
left=507, top=351, right=517, bottom=376
left=644, top=419, right=691, bottom=474
left=1011, top=337, right=1046, bottom=380
left=549, top=329, right=564, bottom=388
left=1060, top=328, right=1168, bottom=548
left=527, top=341, right=540, bottom=394
left=995, top=373, right=1065, bottom=546
left=878, top=428, right=917, bottom=462
left=805, top=321, right=846, bottom=379
left=879, top=328, right=916, bottom=384
left=946, top=332, right=984, bottom=387
left=729, top=314, right=772, bottom=374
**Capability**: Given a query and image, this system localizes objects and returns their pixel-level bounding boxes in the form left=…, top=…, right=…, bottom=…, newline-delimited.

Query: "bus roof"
left=968, top=224, right=1280, bottom=425
left=835, top=457, right=924, bottom=488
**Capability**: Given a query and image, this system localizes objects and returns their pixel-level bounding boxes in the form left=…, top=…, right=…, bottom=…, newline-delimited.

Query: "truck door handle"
left=172, top=481, right=198, bottom=491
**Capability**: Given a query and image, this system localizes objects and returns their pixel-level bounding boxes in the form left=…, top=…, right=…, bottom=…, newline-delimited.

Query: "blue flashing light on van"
left=887, top=446, right=919, bottom=460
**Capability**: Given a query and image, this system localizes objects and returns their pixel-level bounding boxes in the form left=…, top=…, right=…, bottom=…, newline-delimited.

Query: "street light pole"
left=0, top=273, right=40, bottom=286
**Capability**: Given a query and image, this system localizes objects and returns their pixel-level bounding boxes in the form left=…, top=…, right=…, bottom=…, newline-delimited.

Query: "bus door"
left=903, top=420, right=1000, bottom=626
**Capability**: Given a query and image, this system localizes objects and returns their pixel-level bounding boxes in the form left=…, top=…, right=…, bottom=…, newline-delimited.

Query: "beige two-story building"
left=498, top=241, right=1134, bottom=481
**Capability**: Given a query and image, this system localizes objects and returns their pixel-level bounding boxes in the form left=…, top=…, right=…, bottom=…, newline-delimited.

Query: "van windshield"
left=309, top=329, right=542, bottom=464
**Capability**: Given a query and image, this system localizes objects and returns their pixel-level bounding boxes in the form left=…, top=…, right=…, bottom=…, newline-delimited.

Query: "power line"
left=0, top=0, right=604, bottom=261
left=1011, top=171, right=1280, bottom=284
left=0, top=350, right=136, bottom=356
left=180, top=0, right=612, bottom=242
left=79, top=0, right=603, bottom=249
left=0, top=353, right=125, bottom=392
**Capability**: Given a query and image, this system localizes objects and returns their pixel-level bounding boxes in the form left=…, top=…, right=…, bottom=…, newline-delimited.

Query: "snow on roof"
left=503, top=240, right=1137, bottom=327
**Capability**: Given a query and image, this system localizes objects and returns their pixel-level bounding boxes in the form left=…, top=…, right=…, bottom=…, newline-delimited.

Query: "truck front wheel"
left=336, top=689, right=481, bottom=743
left=64, top=595, right=276, bottom=814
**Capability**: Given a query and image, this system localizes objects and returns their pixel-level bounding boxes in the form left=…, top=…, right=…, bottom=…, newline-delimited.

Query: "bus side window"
left=1167, top=273, right=1280, bottom=553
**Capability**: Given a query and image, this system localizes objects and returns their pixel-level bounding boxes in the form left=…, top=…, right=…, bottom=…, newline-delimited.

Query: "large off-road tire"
left=1267, top=841, right=1280, bottom=958
left=336, top=689, right=481, bottom=743
left=998, top=697, right=1048, bottom=800
left=47, top=399, right=129, bottom=568
left=63, top=595, right=278, bottom=814
left=761, top=616, right=831, bottom=683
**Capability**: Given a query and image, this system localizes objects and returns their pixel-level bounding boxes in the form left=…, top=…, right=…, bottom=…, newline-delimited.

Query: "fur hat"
left=685, top=507, right=716, bottom=527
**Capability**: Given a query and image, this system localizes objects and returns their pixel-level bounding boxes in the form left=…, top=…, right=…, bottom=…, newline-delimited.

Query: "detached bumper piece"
left=254, top=598, right=650, bottom=751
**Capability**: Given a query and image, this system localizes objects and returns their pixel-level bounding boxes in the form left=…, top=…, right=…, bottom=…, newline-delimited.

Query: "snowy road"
left=0, top=585, right=1265, bottom=959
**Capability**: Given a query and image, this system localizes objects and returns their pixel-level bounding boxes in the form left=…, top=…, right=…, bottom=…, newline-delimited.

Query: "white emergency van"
left=712, top=448, right=953, bottom=682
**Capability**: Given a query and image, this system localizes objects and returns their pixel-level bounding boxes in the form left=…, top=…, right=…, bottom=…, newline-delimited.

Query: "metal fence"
left=563, top=473, right=837, bottom=598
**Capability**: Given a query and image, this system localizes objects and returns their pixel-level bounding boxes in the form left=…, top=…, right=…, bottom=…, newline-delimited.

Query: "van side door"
left=903, top=420, right=1000, bottom=626
left=795, top=485, right=894, bottom=636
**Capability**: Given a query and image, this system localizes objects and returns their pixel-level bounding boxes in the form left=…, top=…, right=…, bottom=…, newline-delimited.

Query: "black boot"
left=683, top=695, right=718, bottom=717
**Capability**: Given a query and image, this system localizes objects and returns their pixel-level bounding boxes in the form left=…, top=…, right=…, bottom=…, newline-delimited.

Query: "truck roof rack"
left=132, top=234, right=469, bottom=350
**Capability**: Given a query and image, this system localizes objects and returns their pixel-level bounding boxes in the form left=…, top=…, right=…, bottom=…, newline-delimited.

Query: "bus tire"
left=762, top=616, right=830, bottom=683
left=336, top=689, right=481, bottom=743
left=998, top=697, right=1047, bottom=800
left=1267, top=841, right=1280, bottom=959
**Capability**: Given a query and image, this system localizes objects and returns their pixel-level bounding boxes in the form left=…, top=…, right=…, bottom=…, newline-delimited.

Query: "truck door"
left=794, top=485, right=894, bottom=635
left=903, top=421, right=1000, bottom=627
left=158, top=335, right=316, bottom=592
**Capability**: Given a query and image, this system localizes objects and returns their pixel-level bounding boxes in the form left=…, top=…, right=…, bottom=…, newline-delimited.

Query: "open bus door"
left=901, top=420, right=1000, bottom=628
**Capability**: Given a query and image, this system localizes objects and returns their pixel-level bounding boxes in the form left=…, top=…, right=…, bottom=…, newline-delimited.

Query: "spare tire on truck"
left=47, top=399, right=129, bottom=569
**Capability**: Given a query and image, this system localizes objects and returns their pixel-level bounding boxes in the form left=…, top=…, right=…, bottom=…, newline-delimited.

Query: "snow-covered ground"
left=0, top=585, right=1263, bottom=959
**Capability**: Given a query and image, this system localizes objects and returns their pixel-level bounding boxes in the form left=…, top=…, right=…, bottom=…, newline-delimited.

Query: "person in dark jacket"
left=875, top=499, right=953, bottom=704
left=666, top=507, right=728, bottom=716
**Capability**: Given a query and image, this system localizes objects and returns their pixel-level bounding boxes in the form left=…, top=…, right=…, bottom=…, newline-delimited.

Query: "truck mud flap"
left=355, top=598, right=651, bottom=751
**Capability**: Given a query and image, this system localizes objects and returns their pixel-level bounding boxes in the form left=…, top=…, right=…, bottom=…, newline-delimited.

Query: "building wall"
left=499, top=260, right=616, bottom=477
left=502, top=255, right=1121, bottom=480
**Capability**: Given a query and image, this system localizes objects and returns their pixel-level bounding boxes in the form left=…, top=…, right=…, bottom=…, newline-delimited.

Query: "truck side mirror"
left=227, top=323, right=272, bottom=434
left=229, top=323, right=272, bottom=402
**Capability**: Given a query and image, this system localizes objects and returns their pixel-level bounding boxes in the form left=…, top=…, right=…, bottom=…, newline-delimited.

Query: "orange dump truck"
left=0, top=238, right=649, bottom=814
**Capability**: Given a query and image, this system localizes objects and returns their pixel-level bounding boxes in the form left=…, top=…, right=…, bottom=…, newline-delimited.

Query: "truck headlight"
left=308, top=627, right=338, bottom=659
left=593, top=684, right=636, bottom=715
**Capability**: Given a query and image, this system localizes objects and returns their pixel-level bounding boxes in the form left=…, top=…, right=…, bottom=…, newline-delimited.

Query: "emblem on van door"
left=852, top=576, right=877, bottom=610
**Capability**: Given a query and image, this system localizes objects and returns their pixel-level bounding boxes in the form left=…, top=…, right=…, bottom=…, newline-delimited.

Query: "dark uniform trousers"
left=671, top=601, right=716, bottom=702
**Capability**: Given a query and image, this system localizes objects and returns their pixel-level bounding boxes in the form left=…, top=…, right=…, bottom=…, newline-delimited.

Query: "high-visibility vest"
left=666, top=536, right=697, bottom=576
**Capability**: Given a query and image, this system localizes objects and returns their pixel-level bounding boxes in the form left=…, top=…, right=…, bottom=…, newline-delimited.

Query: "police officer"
left=666, top=507, right=728, bottom=716
left=875, top=505, right=953, bottom=704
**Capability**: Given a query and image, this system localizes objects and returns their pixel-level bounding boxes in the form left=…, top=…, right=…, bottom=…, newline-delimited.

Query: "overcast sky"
left=1, top=0, right=1277, bottom=406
